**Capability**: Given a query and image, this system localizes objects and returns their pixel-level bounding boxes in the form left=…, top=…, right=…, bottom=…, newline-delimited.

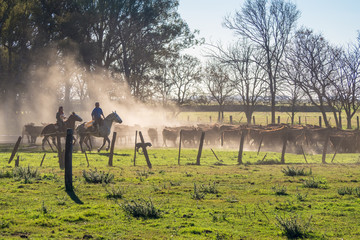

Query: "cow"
left=147, top=128, right=159, bottom=147
left=22, top=123, right=44, bottom=144
left=162, top=127, right=180, bottom=147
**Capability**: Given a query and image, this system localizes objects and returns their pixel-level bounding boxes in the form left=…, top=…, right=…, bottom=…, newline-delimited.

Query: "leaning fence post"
left=139, top=131, right=152, bottom=169
left=40, top=153, right=46, bottom=167
left=9, top=136, right=22, bottom=164
left=65, top=129, right=73, bottom=192
left=15, top=155, right=19, bottom=167
left=196, top=132, right=205, bottom=165
left=108, top=132, right=117, bottom=167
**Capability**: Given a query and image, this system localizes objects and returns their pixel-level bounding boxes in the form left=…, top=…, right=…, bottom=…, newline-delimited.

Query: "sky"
left=178, top=0, right=360, bottom=58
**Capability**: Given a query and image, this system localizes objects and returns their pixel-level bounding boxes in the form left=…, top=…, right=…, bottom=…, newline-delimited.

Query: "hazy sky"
left=178, top=0, right=360, bottom=57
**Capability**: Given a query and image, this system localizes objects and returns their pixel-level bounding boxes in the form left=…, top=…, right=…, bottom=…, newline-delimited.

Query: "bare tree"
left=206, top=40, right=266, bottom=124
left=204, top=62, right=234, bottom=122
left=169, top=54, right=202, bottom=106
left=335, top=36, right=360, bottom=129
left=289, top=29, right=341, bottom=127
left=224, top=0, right=299, bottom=124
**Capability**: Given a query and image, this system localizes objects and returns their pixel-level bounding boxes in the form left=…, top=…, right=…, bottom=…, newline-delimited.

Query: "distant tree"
left=289, top=29, right=341, bottom=127
left=206, top=40, right=266, bottom=124
left=203, top=62, right=234, bottom=122
left=224, top=0, right=299, bottom=124
left=335, top=36, right=360, bottom=129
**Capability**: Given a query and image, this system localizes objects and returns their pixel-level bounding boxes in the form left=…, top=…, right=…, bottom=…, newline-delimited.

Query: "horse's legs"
left=42, top=137, right=47, bottom=151
left=105, top=137, right=111, bottom=151
left=98, top=137, right=107, bottom=152
left=84, top=135, right=92, bottom=151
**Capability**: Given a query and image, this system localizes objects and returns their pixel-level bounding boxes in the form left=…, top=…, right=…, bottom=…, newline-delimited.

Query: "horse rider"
left=56, top=106, right=66, bottom=131
left=91, top=102, right=105, bottom=131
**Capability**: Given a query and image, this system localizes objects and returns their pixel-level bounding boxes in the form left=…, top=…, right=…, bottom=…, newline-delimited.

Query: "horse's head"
left=68, top=112, right=83, bottom=122
left=106, top=111, right=122, bottom=124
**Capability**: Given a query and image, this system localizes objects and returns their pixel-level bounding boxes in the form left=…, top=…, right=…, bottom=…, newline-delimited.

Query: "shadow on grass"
left=66, top=190, right=83, bottom=204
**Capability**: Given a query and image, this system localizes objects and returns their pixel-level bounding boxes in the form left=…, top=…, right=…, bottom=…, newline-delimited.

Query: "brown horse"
left=41, top=112, right=83, bottom=151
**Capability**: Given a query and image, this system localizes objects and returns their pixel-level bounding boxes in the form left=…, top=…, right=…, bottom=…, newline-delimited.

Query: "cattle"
left=113, top=124, right=138, bottom=146
left=22, top=123, right=44, bottom=144
left=180, top=127, right=201, bottom=147
left=147, top=128, right=158, bottom=147
left=162, top=127, right=180, bottom=147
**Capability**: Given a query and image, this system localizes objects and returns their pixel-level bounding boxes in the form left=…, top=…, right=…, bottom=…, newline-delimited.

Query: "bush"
left=0, top=169, right=13, bottom=178
left=272, top=184, right=288, bottom=196
left=191, top=183, right=205, bottom=200
left=105, top=185, right=126, bottom=199
left=303, top=177, right=326, bottom=189
left=282, top=166, right=311, bottom=176
left=13, top=166, right=40, bottom=183
left=82, top=169, right=114, bottom=184
left=200, top=182, right=219, bottom=194
left=121, top=199, right=161, bottom=219
left=338, top=187, right=353, bottom=196
left=275, top=214, right=312, bottom=239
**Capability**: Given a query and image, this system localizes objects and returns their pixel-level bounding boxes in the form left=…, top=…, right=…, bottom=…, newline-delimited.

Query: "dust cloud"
left=0, top=49, right=181, bottom=137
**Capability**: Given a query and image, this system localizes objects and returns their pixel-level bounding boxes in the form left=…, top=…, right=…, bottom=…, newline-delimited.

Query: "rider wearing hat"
left=56, top=106, right=66, bottom=131
left=91, top=102, right=105, bottom=131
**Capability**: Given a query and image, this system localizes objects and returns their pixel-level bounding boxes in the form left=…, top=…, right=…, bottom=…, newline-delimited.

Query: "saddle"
left=85, top=120, right=95, bottom=129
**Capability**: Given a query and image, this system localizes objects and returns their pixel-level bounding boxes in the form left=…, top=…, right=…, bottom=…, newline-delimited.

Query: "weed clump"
left=200, top=182, right=219, bottom=194
left=121, top=199, right=161, bottom=219
left=191, top=183, right=205, bottom=200
left=13, top=166, right=40, bottom=183
left=302, top=177, right=327, bottom=189
left=275, top=214, right=312, bottom=239
left=282, top=166, right=312, bottom=176
left=82, top=169, right=114, bottom=184
left=105, top=185, right=126, bottom=199
left=272, top=184, right=288, bottom=196
left=0, top=169, right=13, bottom=178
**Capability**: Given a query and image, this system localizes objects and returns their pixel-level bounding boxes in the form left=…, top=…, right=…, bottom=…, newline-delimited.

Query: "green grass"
left=1, top=145, right=360, bottom=239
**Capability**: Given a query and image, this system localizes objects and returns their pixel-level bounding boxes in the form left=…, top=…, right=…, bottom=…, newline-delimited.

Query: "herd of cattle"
left=22, top=121, right=360, bottom=154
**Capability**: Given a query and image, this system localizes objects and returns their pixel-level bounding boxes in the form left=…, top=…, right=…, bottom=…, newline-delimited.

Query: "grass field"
left=176, top=112, right=360, bottom=129
left=1, top=144, right=360, bottom=239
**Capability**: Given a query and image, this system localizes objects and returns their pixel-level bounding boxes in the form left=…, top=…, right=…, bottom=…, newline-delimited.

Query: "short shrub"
left=337, top=187, right=353, bottom=196
left=200, top=182, right=219, bottom=194
left=82, top=169, right=114, bottom=184
left=353, top=187, right=360, bottom=197
left=303, top=177, right=326, bottom=189
left=105, top=185, right=126, bottom=199
left=275, top=214, right=312, bottom=239
left=255, top=159, right=281, bottom=165
left=0, top=169, right=13, bottom=178
left=282, top=166, right=311, bottom=176
left=191, top=183, right=205, bottom=200
left=121, top=199, right=161, bottom=219
left=13, top=166, right=40, bottom=183
left=272, top=184, right=288, bottom=196
left=295, top=192, right=308, bottom=202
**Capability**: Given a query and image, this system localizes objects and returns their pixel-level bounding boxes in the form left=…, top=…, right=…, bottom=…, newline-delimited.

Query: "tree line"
left=1, top=0, right=360, bottom=130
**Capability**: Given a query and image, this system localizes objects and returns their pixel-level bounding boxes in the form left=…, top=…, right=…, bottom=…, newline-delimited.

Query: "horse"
left=76, top=111, right=123, bottom=152
left=41, top=112, right=83, bottom=151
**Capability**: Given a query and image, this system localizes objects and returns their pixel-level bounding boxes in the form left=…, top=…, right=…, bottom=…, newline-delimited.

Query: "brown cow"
left=162, top=127, right=180, bottom=147
left=181, top=127, right=201, bottom=147
left=22, top=123, right=44, bottom=144
left=147, top=128, right=158, bottom=147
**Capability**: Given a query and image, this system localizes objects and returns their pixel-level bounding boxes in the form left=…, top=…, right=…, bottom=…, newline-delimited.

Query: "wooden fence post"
left=178, top=130, right=182, bottom=165
left=15, top=155, right=19, bottom=167
left=281, top=129, right=288, bottom=164
left=253, top=116, right=256, bottom=125
left=133, top=131, right=138, bottom=166
left=322, top=130, right=330, bottom=164
left=57, top=135, right=64, bottom=169
left=139, top=131, right=152, bottom=169
left=319, top=116, right=322, bottom=127
left=278, top=116, right=280, bottom=124
left=40, top=153, right=46, bottom=167
left=108, top=132, right=117, bottom=167
left=357, top=116, right=359, bottom=130
left=65, top=129, right=73, bottom=192
left=299, top=116, right=301, bottom=125
left=209, top=116, right=212, bottom=123
left=230, top=116, right=233, bottom=124
left=238, top=129, right=246, bottom=164
left=9, top=136, right=22, bottom=164
left=196, top=132, right=205, bottom=165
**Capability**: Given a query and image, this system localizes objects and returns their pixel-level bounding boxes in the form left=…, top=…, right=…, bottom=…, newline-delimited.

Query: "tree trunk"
left=347, top=116, right=352, bottom=129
